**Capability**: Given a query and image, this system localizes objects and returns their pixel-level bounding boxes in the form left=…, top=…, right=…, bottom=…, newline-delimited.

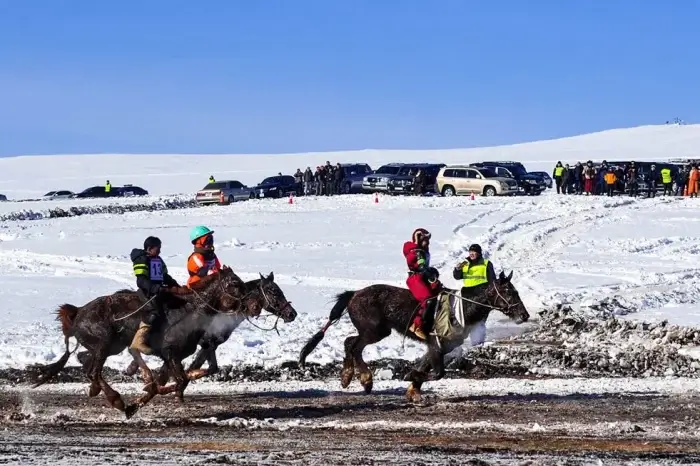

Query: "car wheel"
left=344, top=182, right=352, bottom=194
left=249, top=192, right=255, bottom=200
left=441, top=186, right=455, bottom=197
left=228, top=195, right=235, bottom=204
left=483, top=186, right=496, bottom=197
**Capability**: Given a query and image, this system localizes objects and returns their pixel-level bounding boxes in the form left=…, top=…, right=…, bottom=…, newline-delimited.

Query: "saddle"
left=430, top=291, right=469, bottom=340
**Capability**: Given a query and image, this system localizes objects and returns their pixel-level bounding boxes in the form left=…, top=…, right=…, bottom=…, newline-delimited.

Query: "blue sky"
left=0, top=0, right=698, bottom=156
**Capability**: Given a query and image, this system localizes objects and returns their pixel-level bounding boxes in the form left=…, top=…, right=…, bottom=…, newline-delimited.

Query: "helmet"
left=190, top=225, right=214, bottom=243
left=469, top=244, right=482, bottom=254
left=412, top=228, right=431, bottom=245
left=144, top=236, right=161, bottom=250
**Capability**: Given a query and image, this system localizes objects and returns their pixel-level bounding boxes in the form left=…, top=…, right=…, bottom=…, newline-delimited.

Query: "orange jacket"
left=186, top=251, right=222, bottom=287
left=604, top=172, right=617, bottom=185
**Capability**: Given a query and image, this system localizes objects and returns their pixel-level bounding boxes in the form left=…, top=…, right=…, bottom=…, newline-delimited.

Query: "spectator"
left=303, top=167, right=313, bottom=195
left=604, top=167, right=617, bottom=197
left=583, top=161, right=595, bottom=195
left=646, top=165, right=658, bottom=198
left=675, top=167, right=688, bottom=196
left=627, top=162, right=639, bottom=197
left=573, top=162, right=583, bottom=194
left=660, top=166, right=673, bottom=196
left=334, top=163, right=345, bottom=195
left=689, top=166, right=699, bottom=198
left=553, top=162, right=565, bottom=194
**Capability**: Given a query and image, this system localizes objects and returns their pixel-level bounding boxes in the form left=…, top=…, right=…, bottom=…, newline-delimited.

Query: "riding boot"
left=409, top=306, right=427, bottom=340
left=130, top=321, right=153, bottom=355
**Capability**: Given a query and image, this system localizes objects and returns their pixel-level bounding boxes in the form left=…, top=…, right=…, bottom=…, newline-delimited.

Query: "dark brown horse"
left=34, top=268, right=297, bottom=418
left=299, top=270, right=529, bottom=402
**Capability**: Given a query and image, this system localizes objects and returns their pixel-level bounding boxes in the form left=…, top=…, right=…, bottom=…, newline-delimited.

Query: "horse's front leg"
left=405, top=338, right=443, bottom=403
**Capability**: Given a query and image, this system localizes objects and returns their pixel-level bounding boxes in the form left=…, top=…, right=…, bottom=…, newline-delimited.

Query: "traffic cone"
left=374, top=192, right=379, bottom=204
left=288, top=193, right=294, bottom=204
left=220, top=191, right=225, bottom=204
left=470, top=193, right=475, bottom=201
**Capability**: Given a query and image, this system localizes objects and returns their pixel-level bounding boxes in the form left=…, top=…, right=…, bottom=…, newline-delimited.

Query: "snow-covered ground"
left=1, top=124, right=700, bottom=376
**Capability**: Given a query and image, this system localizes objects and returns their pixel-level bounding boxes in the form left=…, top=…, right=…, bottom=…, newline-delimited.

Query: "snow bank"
left=0, top=195, right=198, bottom=222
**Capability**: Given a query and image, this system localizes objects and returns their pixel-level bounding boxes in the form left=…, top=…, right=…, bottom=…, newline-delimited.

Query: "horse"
left=33, top=268, right=297, bottom=418
left=118, top=273, right=293, bottom=386
left=298, top=270, right=529, bottom=402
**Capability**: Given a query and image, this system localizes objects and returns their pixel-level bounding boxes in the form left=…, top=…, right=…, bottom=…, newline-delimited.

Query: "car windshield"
left=346, top=165, right=370, bottom=174
left=44, top=191, right=56, bottom=196
left=508, top=165, right=527, bottom=176
left=376, top=166, right=401, bottom=175
left=261, top=177, right=283, bottom=185
left=479, top=168, right=499, bottom=178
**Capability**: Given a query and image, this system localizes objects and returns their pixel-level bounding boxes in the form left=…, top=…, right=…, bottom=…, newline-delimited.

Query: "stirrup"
left=409, top=323, right=426, bottom=340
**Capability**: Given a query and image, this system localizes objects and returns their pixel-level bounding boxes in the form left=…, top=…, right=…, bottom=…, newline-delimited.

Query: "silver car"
left=43, top=190, right=75, bottom=200
left=196, top=180, right=255, bottom=205
left=361, top=163, right=404, bottom=193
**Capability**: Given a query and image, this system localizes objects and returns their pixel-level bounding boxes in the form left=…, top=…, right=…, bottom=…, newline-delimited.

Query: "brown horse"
left=34, top=268, right=297, bottom=418
left=299, top=270, right=529, bottom=402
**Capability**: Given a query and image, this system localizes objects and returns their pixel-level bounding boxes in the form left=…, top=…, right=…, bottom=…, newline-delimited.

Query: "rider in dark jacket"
left=130, top=236, right=187, bottom=355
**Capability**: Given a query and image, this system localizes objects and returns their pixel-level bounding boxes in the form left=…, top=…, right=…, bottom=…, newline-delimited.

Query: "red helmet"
left=412, top=228, right=431, bottom=245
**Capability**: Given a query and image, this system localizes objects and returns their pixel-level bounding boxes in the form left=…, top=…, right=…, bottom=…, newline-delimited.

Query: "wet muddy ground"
left=3, top=379, right=700, bottom=465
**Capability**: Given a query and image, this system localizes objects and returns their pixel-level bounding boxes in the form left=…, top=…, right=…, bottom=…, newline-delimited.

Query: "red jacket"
left=403, top=241, right=429, bottom=273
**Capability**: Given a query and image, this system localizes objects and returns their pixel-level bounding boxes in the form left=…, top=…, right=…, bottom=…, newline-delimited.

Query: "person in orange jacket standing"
left=688, top=166, right=699, bottom=198
left=187, top=225, right=222, bottom=287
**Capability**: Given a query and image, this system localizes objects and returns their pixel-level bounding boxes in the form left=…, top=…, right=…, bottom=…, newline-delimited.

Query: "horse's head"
left=488, top=270, right=529, bottom=324
left=246, top=272, right=297, bottom=323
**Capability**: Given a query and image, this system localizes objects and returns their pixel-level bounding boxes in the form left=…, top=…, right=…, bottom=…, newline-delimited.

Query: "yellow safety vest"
left=462, top=259, right=489, bottom=288
left=660, top=168, right=672, bottom=184
left=554, top=166, right=564, bottom=177
left=105, top=183, right=111, bottom=193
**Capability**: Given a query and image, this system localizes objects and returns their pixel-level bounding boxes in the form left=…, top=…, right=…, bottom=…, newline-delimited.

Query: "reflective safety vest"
left=187, top=252, right=221, bottom=286
left=554, top=166, right=564, bottom=177
left=105, top=182, right=111, bottom=193
left=660, top=168, right=672, bottom=184
left=462, top=259, right=489, bottom=288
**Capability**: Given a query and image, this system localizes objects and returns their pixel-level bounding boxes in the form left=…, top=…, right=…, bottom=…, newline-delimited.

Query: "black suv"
left=253, top=175, right=301, bottom=198
left=387, top=163, right=446, bottom=195
left=470, top=161, right=546, bottom=195
left=339, top=163, right=373, bottom=194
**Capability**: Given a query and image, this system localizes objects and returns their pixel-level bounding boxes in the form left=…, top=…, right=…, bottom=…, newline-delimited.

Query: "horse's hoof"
left=406, top=384, right=421, bottom=403
left=124, top=404, right=139, bottom=419
left=340, top=369, right=353, bottom=389
left=359, top=372, right=373, bottom=394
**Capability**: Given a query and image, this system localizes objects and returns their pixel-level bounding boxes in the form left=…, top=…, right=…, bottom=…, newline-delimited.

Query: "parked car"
left=387, top=163, right=446, bottom=195
left=339, top=163, right=373, bottom=194
left=73, top=184, right=148, bottom=198
left=0, top=194, right=6, bottom=201
left=117, top=185, right=149, bottom=197
left=361, top=163, right=405, bottom=192
left=254, top=175, right=301, bottom=198
left=470, top=161, right=546, bottom=195
left=196, top=180, right=255, bottom=205
left=43, top=190, right=75, bottom=200
left=529, top=171, right=553, bottom=189
left=436, top=166, right=519, bottom=197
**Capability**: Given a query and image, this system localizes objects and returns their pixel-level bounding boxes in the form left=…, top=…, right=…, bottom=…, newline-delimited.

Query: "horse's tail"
left=32, top=304, right=80, bottom=388
left=299, top=290, right=355, bottom=367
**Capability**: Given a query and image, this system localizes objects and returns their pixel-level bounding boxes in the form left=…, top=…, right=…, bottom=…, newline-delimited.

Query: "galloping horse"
left=299, top=271, right=529, bottom=402
left=34, top=268, right=297, bottom=418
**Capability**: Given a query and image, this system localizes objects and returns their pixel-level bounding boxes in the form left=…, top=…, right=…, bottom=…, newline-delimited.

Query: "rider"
left=187, top=225, right=223, bottom=288
left=130, top=236, right=188, bottom=355
left=404, top=228, right=442, bottom=340
left=453, top=243, right=496, bottom=297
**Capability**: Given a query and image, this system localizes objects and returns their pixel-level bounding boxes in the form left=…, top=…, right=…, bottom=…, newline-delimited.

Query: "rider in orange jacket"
left=404, top=228, right=442, bottom=340
left=187, top=225, right=222, bottom=287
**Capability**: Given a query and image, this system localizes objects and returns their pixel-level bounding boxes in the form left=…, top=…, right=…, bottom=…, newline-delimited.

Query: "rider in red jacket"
left=404, top=228, right=442, bottom=340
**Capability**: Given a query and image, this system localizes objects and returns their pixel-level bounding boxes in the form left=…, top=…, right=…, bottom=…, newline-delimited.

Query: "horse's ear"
left=506, top=270, right=513, bottom=282
left=498, top=270, right=505, bottom=281
left=267, top=271, right=274, bottom=282
left=259, top=272, right=265, bottom=281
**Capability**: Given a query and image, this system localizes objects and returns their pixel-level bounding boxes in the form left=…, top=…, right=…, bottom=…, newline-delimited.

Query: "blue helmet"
left=190, top=225, right=214, bottom=243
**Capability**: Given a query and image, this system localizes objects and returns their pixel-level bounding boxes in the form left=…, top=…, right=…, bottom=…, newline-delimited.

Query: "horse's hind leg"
left=340, top=336, right=357, bottom=389
left=405, top=343, right=441, bottom=403
left=90, top=349, right=132, bottom=417
left=352, top=325, right=391, bottom=394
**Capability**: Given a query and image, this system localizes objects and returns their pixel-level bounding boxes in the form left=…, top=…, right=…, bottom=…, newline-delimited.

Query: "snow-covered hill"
left=1, top=124, right=700, bottom=378
left=0, top=123, right=696, bottom=198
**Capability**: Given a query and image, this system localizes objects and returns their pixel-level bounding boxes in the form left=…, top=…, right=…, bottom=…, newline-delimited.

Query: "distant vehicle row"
left=43, top=185, right=149, bottom=200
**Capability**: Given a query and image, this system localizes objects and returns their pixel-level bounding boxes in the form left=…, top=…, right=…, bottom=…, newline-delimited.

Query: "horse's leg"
left=406, top=340, right=443, bottom=403
left=91, top=348, right=131, bottom=416
left=123, top=359, right=139, bottom=376
left=155, top=362, right=170, bottom=386
left=187, top=347, right=218, bottom=381
left=160, top=357, right=188, bottom=403
left=340, top=336, right=357, bottom=389
left=353, top=325, right=392, bottom=394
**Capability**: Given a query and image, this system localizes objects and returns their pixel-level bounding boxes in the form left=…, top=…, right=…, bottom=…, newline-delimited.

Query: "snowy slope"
left=1, top=124, right=700, bottom=374
left=0, top=123, right=697, bottom=198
